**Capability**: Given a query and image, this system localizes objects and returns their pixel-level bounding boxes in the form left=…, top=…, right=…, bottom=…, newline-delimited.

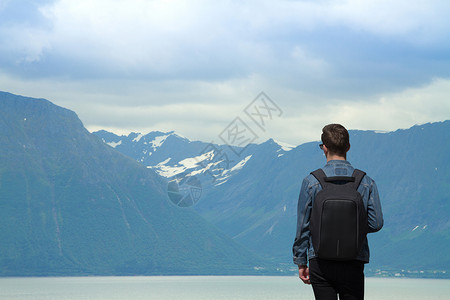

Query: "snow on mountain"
left=229, top=155, right=252, bottom=172
left=95, top=131, right=312, bottom=198
left=132, top=133, right=144, bottom=142
left=179, top=151, right=214, bottom=168
left=148, top=151, right=217, bottom=178
left=214, top=155, right=253, bottom=186
left=94, top=130, right=174, bottom=157
left=149, top=163, right=185, bottom=178
left=149, top=134, right=169, bottom=150
left=273, top=139, right=295, bottom=151
left=106, top=140, right=122, bottom=148
left=94, top=130, right=257, bottom=186
left=94, top=131, right=300, bottom=188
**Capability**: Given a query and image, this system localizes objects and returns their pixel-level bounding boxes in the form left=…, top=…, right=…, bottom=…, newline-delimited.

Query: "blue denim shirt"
left=293, top=160, right=384, bottom=266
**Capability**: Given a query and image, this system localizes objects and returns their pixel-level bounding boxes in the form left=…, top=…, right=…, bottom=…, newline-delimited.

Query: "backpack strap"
left=310, top=168, right=329, bottom=189
left=351, top=169, right=366, bottom=190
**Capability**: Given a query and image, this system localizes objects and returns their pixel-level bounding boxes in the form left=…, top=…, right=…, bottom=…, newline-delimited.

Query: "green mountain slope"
left=0, top=91, right=262, bottom=276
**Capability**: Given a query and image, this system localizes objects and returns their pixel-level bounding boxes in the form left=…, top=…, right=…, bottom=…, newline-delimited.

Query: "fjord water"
left=0, top=276, right=448, bottom=300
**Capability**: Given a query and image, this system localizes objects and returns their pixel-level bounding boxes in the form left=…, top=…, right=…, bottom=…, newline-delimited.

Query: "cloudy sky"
left=1, top=0, right=449, bottom=145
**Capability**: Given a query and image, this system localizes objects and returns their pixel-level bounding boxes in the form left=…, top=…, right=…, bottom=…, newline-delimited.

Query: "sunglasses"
left=319, top=143, right=324, bottom=150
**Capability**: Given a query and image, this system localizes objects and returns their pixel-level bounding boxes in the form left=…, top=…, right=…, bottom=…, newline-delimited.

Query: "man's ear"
left=323, top=144, right=328, bottom=156
left=347, top=144, right=351, bottom=152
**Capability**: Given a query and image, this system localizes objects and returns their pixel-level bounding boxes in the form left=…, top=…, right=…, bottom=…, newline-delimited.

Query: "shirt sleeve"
left=292, top=177, right=314, bottom=266
left=367, top=179, right=384, bottom=233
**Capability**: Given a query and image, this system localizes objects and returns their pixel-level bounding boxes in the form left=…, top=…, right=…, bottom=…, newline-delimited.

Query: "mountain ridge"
left=95, top=120, right=450, bottom=278
left=0, top=91, right=265, bottom=276
left=1, top=91, right=448, bottom=277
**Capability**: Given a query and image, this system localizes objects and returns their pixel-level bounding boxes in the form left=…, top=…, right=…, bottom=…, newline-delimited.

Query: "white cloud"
left=87, top=77, right=450, bottom=145
left=327, top=0, right=450, bottom=44
left=339, top=78, right=450, bottom=131
left=280, top=78, right=450, bottom=144
left=0, top=0, right=449, bottom=145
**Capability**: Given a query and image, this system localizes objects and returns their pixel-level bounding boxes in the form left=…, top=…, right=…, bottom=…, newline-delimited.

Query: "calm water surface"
left=0, top=276, right=448, bottom=300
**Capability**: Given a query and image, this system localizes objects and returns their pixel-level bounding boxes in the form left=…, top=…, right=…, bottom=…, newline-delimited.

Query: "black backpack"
left=310, top=168, right=368, bottom=261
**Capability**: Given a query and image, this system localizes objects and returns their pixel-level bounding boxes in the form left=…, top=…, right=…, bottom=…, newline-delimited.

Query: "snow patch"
left=156, top=158, right=171, bottom=166
left=133, top=133, right=144, bottom=142
left=189, top=168, right=207, bottom=176
left=172, top=132, right=188, bottom=140
left=179, top=151, right=214, bottom=169
left=107, top=140, right=122, bottom=148
left=148, top=134, right=170, bottom=151
left=230, top=155, right=252, bottom=172
left=149, top=151, right=217, bottom=178
left=265, top=223, right=277, bottom=235
left=215, top=178, right=230, bottom=186
left=273, top=139, right=295, bottom=151
left=411, top=225, right=428, bottom=232
left=153, top=165, right=186, bottom=178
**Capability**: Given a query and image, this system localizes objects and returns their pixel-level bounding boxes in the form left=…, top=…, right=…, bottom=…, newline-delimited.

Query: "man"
left=293, top=124, right=383, bottom=300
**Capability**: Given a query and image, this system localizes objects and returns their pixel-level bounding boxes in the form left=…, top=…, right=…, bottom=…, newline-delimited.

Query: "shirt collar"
left=326, top=159, right=351, bottom=165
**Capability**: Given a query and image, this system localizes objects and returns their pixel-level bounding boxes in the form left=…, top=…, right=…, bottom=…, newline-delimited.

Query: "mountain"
left=0, top=91, right=264, bottom=276
left=95, top=121, right=450, bottom=278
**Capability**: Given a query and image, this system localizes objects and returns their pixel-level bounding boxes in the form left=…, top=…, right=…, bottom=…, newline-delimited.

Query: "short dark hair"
left=321, top=124, right=350, bottom=157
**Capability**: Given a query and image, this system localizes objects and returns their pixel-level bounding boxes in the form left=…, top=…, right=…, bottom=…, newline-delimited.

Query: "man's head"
left=321, top=124, right=350, bottom=159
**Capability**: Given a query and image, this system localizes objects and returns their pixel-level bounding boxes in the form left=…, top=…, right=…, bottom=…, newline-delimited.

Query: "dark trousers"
left=309, top=258, right=365, bottom=300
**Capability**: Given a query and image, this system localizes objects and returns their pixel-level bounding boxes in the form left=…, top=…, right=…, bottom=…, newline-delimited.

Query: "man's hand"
left=298, top=265, right=311, bottom=285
